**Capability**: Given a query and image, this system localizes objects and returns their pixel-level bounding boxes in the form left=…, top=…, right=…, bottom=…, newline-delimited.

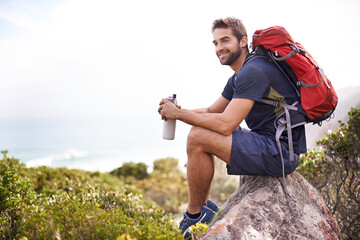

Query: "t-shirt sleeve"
left=221, top=75, right=235, bottom=101
left=233, top=63, right=270, bottom=101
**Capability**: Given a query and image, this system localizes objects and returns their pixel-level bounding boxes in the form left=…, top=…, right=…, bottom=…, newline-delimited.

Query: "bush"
left=136, top=158, right=188, bottom=213
left=0, top=169, right=34, bottom=239
left=0, top=152, right=183, bottom=240
left=0, top=151, right=27, bottom=177
left=152, top=157, right=179, bottom=173
left=297, top=108, right=360, bottom=239
left=210, top=159, right=239, bottom=204
left=189, top=222, right=209, bottom=240
left=20, top=189, right=182, bottom=239
left=111, top=162, right=149, bottom=181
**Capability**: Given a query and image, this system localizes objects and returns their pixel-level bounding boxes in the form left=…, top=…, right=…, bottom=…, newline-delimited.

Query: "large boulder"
left=204, top=172, right=341, bottom=240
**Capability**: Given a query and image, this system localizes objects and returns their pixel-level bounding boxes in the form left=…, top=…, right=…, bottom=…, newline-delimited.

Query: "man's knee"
left=187, top=126, right=232, bottom=164
left=187, top=126, right=206, bottom=152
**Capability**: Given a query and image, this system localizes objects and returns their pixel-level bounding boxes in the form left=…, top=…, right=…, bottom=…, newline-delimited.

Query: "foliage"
left=0, top=152, right=183, bottom=240
left=116, top=234, right=135, bottom=240
left=0, top=147, right=241, bottom=239
left=111, top=162, right=149, bottom=181
left=297, top=108, right=360, bottom=239
left=25, top=165, right=138, bottom=195
left=0, top=151, right=27, bottom=177
left=136, top=158, right=188, bottom=213
left=189, top=222, right=209, bottom=240
left=297, top=148, right=330, bottom=190
left=152, top=157, right=179, bottom=173
left=0, top=169, right=34, bottom=239
left=20, top=189, right=182, bottom=240
left=210, top=160, right=239, bottom=205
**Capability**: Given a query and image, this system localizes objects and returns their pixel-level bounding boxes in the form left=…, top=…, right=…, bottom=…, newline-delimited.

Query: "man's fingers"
left=159, top=98, right=168, bottom=105
left=158, top=100, right=175, bottom=121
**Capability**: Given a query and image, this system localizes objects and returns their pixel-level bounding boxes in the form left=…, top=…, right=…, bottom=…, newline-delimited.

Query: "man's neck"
left=231, top=50, right=249, bottom=74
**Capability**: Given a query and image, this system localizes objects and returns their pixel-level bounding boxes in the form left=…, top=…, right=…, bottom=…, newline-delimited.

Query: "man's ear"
left=240, top=36, right=248, bottom=48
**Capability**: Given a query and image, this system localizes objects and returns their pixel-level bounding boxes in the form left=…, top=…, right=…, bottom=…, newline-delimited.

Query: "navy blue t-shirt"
left=222, top=54, right=307, bottom=154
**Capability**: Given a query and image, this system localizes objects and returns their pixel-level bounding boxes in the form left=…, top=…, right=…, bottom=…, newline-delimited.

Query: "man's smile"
left=218, top=51, right=229, bottom=59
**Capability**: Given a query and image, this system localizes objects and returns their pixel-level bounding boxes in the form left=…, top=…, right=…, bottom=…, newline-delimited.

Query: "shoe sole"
left=208, top=208, right=223, bottom=225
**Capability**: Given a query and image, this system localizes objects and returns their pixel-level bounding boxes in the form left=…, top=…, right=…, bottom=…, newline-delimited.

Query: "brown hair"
left=211, top=17, right=247, bottom=42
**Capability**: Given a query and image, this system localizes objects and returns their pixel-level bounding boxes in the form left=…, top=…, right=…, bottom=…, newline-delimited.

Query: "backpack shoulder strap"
left=251, top=47, right=301, bottom=97
left=243, top=51, right=268, bottom=66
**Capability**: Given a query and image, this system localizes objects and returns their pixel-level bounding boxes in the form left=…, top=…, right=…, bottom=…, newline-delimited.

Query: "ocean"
left=0, top=117, right=190, bottom=173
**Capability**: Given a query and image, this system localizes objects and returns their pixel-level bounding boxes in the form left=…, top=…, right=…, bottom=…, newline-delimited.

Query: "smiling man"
left=158, top=17, right=306, bottom=239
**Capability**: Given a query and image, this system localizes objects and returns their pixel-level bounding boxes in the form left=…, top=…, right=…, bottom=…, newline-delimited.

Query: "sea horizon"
left=0, top=117, right=190, bottom=173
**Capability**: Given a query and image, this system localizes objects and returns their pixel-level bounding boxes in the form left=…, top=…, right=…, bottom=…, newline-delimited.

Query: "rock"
left=203, top=172, right=341, bottom=240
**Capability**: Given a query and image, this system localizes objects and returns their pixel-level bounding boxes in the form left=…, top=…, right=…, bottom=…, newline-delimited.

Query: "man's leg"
left=186, top=126, right=232, bottom=214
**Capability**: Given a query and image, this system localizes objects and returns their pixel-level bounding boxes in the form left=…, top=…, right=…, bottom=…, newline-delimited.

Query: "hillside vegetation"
left=297, top=108, right=360, bottom=239
left=1, top=108, right=359, bottom=239
left=0, top=154, right=184, bottom=240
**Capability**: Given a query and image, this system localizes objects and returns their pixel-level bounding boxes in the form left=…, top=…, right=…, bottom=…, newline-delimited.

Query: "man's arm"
left=190, top=96, right=230, bottom=114
left=158, top=96, right=229, bottom=117
left=160, top=98, right=254, bottom=136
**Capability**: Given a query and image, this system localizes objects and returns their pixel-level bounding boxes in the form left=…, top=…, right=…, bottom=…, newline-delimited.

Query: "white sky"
left=1, top=0, right=359, bottom=120
left=0, top=0, right=360, bottom=168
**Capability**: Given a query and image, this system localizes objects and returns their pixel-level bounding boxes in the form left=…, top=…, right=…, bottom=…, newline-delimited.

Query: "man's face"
left=212, top=28, right=241, bottom=66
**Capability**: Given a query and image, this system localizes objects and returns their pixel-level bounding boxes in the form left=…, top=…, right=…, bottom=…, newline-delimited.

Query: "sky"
left=0, top=0, right=359, bottom=169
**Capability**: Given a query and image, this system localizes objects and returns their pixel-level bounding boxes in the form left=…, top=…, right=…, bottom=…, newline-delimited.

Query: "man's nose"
left=215, top=43, right=223, bottom=53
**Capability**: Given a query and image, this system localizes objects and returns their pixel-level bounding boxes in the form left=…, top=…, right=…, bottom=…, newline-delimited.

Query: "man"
left=158, top=17, right=306, bottom=238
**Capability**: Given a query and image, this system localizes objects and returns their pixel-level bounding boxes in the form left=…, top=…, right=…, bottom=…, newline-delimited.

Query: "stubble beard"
left=220, top=46, right=242, bottom=66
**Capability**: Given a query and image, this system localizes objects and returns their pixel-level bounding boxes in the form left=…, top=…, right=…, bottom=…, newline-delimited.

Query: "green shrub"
left=20, top=189, right=183, bottom=239
left=297, top=148, right=330, bottom=190
left=0, top=151, right=27, bottom=177
left=24, top=165, right=133, bottom=196
left=152, top=157, right=179, bottom=173
left=0, top=169, right=34, bottom=239
left=189, top=222, right=209, bottom=240
left=136, top=158, right=188, bottom=213
left=0, top=151, right=183, bottom=240
left=297, top=108, right=360, bottom=239
left=210, top=160, right=239, bottom=204
left=111, top=162, right=149, bottom=181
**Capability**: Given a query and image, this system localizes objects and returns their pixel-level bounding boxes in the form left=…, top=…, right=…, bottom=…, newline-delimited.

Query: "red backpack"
left=251, top=26, right=338, bottom=123
left=248, top=26, right=338, bottom=182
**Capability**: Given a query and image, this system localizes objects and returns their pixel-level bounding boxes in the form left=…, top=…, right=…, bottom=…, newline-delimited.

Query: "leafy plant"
left=0, top=152, right=183, bottom=240
left=20, top=189, right=182, bottom=239
left=111, top=162, right=149, bottom=181
left=210, top=160, right=239, bottom=204
left=136, top=158, right=188, bottom=213
left=0, top=169, right=34, bottom=239
left=297, top=108, right=360, bottom=239
left=189, top=222, right=209, bottom=240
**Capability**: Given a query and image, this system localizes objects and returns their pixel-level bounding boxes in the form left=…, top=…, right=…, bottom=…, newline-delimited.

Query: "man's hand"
left=158, top=98, right=181, bottom=121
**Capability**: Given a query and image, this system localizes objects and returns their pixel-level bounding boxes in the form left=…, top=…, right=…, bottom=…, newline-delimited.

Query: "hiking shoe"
left=205, top=199, right=223, bottom=220
left=205, top=199, right=219, bottom=212
left=179, top=206, right=219, bottom=239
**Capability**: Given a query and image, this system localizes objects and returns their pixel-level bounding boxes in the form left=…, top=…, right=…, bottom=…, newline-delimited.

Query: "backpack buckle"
left=277, top=118, right=287, bottom=127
